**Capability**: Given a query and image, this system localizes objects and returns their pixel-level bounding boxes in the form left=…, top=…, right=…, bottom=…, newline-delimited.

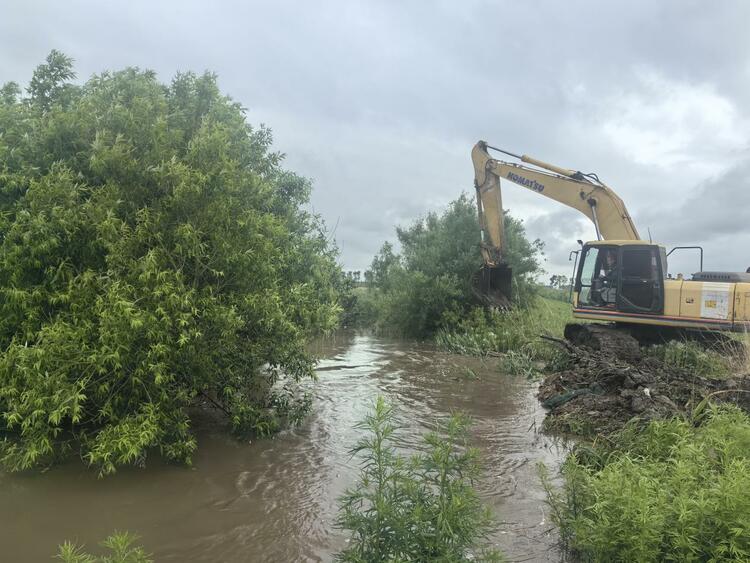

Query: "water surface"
left=0, top=332, right=565, bottom=562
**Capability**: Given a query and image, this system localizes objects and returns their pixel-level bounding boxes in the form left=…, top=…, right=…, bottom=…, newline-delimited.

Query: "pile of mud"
left=538, top=338, right=750, bottom=436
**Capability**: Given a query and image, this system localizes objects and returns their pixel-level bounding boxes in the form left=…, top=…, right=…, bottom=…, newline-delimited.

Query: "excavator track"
left=564, top=323, right=641, bottom=361
left=565, top=322, right=747, bottom=361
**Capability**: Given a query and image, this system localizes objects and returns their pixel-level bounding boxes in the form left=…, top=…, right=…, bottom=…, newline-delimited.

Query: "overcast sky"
left=3, top=0, right=749, bottom=278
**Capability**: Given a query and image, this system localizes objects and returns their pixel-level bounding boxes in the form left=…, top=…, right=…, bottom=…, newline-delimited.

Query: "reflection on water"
left=0, top=331, right=565, bottom=562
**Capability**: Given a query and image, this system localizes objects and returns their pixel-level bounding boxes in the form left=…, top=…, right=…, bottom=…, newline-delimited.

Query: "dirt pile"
left=538, top=337, right=750, bottom=436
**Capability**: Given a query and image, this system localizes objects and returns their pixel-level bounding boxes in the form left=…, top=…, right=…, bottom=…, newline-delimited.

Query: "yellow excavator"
left=472, top=140, right=750, bottom=351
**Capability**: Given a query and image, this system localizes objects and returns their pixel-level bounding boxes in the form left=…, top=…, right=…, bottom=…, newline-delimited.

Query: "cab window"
left=577, top=247, right=600, bottom=306
left=577, top=246, right=618, bottom=308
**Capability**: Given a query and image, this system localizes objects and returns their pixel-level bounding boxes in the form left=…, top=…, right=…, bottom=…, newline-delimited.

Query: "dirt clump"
left=538, top=337, right=750, bottom=437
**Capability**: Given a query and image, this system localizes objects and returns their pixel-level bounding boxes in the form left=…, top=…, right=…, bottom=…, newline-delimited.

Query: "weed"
left=57, top=532, right=151, bottom=563
left=336, top=397, right=504, bottom=562
left=461, top=367, right=480, bottom=380
left=499, top=348, right=537, bottom=378
left=542, top=412, right=597, bottom=438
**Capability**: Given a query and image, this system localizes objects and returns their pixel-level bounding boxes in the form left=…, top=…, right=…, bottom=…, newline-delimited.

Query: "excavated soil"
left=538, top=338, right=750, bottom=436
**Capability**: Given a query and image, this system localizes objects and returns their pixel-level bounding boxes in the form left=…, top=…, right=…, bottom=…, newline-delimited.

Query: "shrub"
left=336, top=397, right=504, bottom=562
left=543, top=405, right=750, bottom=562
left=0, top=52, right=344, bottom=474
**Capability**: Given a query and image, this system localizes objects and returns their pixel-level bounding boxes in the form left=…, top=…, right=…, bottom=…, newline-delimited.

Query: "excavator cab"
left=575, top=242, right=666, bottom=315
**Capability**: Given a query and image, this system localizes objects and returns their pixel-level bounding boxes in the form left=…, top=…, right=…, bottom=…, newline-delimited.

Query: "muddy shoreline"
left=538, top=339, right=750, bottom=437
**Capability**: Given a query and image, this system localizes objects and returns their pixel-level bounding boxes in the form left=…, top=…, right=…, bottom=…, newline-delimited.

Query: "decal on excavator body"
left=701, top=283, right=730, bottom=320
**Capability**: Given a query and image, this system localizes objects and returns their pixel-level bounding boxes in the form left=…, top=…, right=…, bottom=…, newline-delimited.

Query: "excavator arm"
left=473, top=140, right=639, bottom=266
left=471, top=140, right=639, bottom=306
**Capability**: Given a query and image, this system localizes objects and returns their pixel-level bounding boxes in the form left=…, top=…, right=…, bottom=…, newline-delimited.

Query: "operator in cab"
left=599, top=249, right=618, bottom=305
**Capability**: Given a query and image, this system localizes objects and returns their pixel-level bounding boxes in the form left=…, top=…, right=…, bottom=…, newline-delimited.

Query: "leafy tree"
left=27, top=49, right=78, bottom=112
left=0, top=81, right=20, bottom=105
left=369, top=241, right=400, bottom=291
left=344, top=270, right=362, bottom=285
left=0, top=53, right=344, bottom=474
left=368, top=194, right=543, bottom=337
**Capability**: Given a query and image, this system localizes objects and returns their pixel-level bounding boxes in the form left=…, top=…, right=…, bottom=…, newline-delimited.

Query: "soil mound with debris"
left=538, top=338, right=750, bottom=436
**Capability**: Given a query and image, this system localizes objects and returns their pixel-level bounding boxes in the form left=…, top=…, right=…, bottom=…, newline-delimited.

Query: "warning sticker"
left=701, top=283, right=731, bottom=320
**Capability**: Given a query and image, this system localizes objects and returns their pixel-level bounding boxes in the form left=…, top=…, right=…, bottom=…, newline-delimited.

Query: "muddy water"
left=0, top=332, right=565, bottom=562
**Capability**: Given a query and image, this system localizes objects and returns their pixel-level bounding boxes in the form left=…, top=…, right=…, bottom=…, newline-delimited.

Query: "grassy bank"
left=435, top=297, right=572, bottom=376
left=543, top=405, right=750, bottom=562
left=540, top=332, right=750, bottom=560
left=645, top=338, right=748, bottom=378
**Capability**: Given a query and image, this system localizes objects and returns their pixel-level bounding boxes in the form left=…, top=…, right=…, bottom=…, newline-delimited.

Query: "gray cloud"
left=644, top=157, right=750, bottom=241
left=2, top=0, right=749, bottom=276
left=638, top=157, right=750, bottom=275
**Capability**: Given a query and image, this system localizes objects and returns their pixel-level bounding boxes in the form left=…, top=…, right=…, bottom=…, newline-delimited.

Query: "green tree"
left=0, top=81, right=20, bottom=105
left=27, top=49, right=77, bottom=111
left=368, top=194, right=543, bottom=337
left=0, top=53, right=344, bottom=474
left=369, top=241, right=400, bottom=291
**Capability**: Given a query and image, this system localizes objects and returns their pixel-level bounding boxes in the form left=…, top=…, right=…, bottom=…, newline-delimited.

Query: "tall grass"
left=739, top=332, right=750, bottom=374
left=644, top=340, right=734, bottom=378
left=435, top=297, right=572, bottom=375
left=543, top=405, right=750, bottom=562
left=336, top=397, right=504, bottom=562
left=436, top=297, right=571, bottom=355
left=535, top=284, right=572, bottom=303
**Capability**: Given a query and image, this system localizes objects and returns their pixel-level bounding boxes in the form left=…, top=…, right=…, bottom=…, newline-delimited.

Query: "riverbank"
left=539, top=337, right=750, bottom=436
left=537, top=332, right=750, bottom=560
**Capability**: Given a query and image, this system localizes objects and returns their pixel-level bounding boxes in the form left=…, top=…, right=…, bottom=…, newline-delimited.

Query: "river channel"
left=0, top=332, right=566, bottom=562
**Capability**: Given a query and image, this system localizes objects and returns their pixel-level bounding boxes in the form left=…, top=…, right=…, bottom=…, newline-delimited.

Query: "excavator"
left=472, top=140, right=750, bottom=353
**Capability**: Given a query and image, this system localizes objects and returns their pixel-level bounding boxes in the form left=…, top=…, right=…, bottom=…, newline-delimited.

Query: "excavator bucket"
left=472, top=264, right=513, bottom=309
